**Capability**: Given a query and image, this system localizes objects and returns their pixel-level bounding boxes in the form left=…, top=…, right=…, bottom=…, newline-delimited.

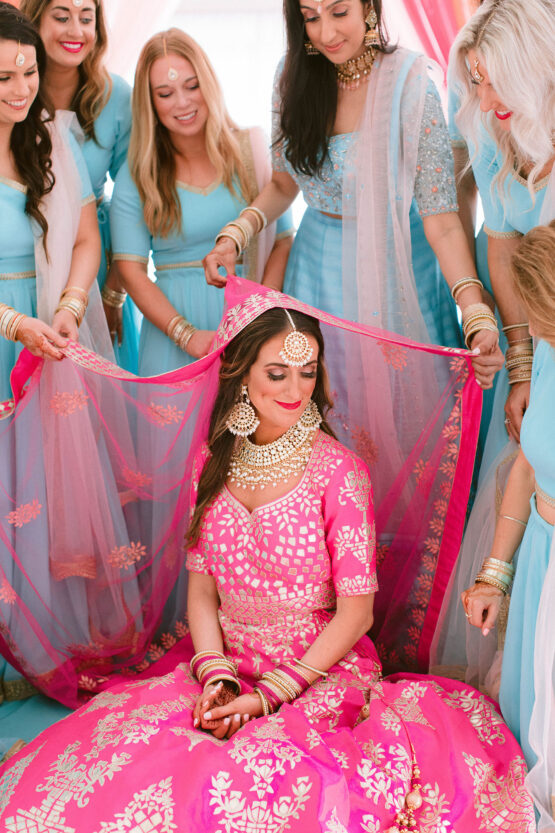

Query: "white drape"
left=104, top=0, right=182, bottom=78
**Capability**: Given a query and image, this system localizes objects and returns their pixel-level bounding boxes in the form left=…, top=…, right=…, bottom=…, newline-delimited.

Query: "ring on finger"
left=504, top=417, right=511, bottom=425
left=464, top=611, right=471, bottom=620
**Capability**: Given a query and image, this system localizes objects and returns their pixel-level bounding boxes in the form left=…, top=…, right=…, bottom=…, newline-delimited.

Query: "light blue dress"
left=110, top=158, right=293, bottom=377
left=78, top=74, right=139, bottom=374
left=0, top=133, right=94, bottom=402
left=468, top=125, right=551, bottom=479
left=272, top=55, right=462, bottom=348
left=500, top=339, right=555, bottom=770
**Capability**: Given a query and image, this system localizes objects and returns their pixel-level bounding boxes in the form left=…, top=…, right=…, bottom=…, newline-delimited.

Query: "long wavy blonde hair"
left=20, top=0, right=111, bottom=142
left=512, top=221, right=555, bottom=345
left=129, top=29, right=254, bottom=239
left=451, top=0, right=555, bottom=200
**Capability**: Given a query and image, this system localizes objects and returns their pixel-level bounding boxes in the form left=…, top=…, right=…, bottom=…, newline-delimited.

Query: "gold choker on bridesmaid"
left=336, top=46, right=376, bottom=90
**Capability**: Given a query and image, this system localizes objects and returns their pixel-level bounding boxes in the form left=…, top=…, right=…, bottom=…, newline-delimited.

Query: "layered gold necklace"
left=228, top=401, right=321, bottom=491
left=336, top=46, right=376, bottom=91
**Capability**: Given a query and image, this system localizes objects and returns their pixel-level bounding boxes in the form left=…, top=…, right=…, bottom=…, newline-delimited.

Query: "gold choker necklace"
left=336, top=46, right=376, bottom=90
left=228, top=401, right=322, bottom=490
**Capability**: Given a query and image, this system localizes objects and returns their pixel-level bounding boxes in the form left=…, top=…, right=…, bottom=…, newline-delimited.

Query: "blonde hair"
left=451, top=0, right=555, bottom=200
left=21, top=0, right=111, bottom=142
left=129, top=29, right=254, bottom=239
left=511, top=220, right=555, bottom=344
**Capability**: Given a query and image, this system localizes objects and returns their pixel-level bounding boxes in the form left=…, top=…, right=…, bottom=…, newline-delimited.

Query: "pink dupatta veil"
left=0, top=278, right=479, bottom=706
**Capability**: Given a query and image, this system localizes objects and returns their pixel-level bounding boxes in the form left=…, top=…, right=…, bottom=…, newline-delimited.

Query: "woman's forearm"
left=117, top=261, right=181, bottom=333
left=453, top=146, right=478, bottom=258
left=488, top=236, right=528, bottom=331
left=261, top=235, right=293, bottom=291
left=423, top=212, right=484, bottom=307
left=187, top=573, right=224, bottom=655
left=63, top=202, right=101, bottom=294
left=296, top=595, right=374, bottom=683
left=485, top=449, right=534, bottom=565
left=250, top=172, right=299, bottom=225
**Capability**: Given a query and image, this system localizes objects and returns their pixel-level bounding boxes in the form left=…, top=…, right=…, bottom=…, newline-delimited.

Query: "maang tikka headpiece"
left=472, top=57, right=484, bottom=84
left=279, top=311, right=314, bottom=368
left=15, top=42, right=25, bottom=68
left=73, top=0, right=84, bottom=6
left=162, top=37, right=178, bottom=81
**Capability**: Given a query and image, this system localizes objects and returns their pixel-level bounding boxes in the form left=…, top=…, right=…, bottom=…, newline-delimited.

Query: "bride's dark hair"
left=276, top=0, right=392, bottom=177
left=187, top=308, right=335, bottom=547
left=0, top=2, right=54, bottom=247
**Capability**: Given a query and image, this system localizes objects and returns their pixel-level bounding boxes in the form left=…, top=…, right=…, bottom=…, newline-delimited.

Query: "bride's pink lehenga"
left=0, top=278, right=534, bottom=829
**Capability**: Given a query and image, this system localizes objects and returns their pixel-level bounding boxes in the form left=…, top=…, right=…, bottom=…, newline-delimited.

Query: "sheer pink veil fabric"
left=35, top=111, right=113, bottom=360
left=246, top=126, right=277, bottom=283
left=0, top=277, right=479, bottom=705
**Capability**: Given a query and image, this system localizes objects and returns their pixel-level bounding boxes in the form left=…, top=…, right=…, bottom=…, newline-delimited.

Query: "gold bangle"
left=101, top=286, right=127, bottom=309
left=295, top=659, right=328, bottom=678
left=62, top=285, right=89, bottom=305
left=55, top=297, right=86, bottom=326
left=475, top=575, right=510, bottom=594
left=451, top=277, right=483, bottom=303
left=240, top=205, right=268, bottom=233
left=215, top=230, right=243, bottom=256
left=253, top=687, right=270, bottom=716
left=502, top=323, right=529, bottom=333
left=500, top=515, right=527, bottom=528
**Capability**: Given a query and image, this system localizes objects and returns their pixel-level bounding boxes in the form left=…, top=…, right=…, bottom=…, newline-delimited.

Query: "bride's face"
left=300, top=0, right=368, bottom=64
left=244, top=331, right=319, bottom=442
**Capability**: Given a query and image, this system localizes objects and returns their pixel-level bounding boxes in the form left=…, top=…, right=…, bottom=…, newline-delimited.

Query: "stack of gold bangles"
left=504, top=324, right=533, bottom=385
left=461, top=303, right=499, bottom=348
left=166, top=314, right=197, bottom=352
left=253, top=658, right=327, bottom=715
left=190, top=650, right=241, bottom=694
left=0, top=303, right=27, bottom=342
left=101, top=286, right=127, bottom=309
left=450, top=276, right=484, bottom=306
left=475, top=556, right=515, bottom=594
left=215, top=206, right=268, bottom=256
left=55, top=285, right=89, bottom=326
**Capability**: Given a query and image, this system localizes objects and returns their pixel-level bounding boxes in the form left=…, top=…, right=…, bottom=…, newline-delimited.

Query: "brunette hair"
left=277, top=0, right=392, bottom=177
left=187, top=308, right=335, bottom=546
left=20, top=0, right=111, bottom=142
left=129, top=29, right=254, bottom=239
left=0, top=2, right=54, bottom=246
left=511, top=220, right=555, bottom=345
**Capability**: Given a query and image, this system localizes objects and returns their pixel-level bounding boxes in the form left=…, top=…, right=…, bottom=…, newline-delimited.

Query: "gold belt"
left=0, top=271, right=35, bottom=280
left=156, top=257, right=243, bottom=272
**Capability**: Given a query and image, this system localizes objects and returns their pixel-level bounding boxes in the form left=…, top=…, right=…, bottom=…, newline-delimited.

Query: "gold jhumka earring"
left=364, top=5, right=380, bottom=48
left=225, top=385, right=260, bottom=438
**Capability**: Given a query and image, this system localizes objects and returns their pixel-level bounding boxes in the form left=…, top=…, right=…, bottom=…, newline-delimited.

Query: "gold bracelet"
left=55, top=297, right=86, bottom=326
left=0, top=305, right=27, bottom=342
left=62, top=286, right=89, bottom=306
left=502, top=322, right=529, bottom=333
left=295, top=659, right=328, bottom=678
left=215, top=229, right=243, bottom=256
left=451, top=277, right=483, bottom=303
left=253, top=687, right=271, bottom=716
left=500, top=514, right=527, bottom=528
left=101, top=286, right=127, bottom=309
left=240, top=205, right=268, bottom=233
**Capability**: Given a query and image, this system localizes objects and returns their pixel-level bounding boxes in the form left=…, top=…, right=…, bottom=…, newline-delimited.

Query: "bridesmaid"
left=20, top=0, right=140, bottom=372
left=110, top=29, right=293, bottom=376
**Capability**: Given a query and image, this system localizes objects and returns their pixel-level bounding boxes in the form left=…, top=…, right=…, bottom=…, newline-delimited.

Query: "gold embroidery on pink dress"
left=0, top=578, right=16, bottom=604
left=148, top=402, right=184, bottom=426
left=5, top=498, right=42, bottom=527
left=50, top=389, right=89, bottom=416
left=107, top=542, right=147, bottom=570
left=50, top=556, right=97, bottom=581
left=463, top=753, right=536, bottom=831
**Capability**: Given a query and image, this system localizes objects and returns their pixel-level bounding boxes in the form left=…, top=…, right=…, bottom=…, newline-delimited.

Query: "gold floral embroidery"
left=378, top=682, right=433, bottom=736
left=107, top=542, right=147, bottom=570
left=148, top=403, right=184, bottom=426
left=0, top=578, right=16, bottom=605
left=92, top=777, right=176, bottom=833
left=463, top=753, right=536, bottom=831
left=4, top=741, right=132, bottom=833
left=350, top=426, right=379, bottom=466
left=208, top=770, right=312, bottom=832
left=432, top=686, right=506, bottom=746
left=377, top=340, right=409, bottom=370
left=5, top=498, right=42, bottom=527
left=50, top=390, right=89, bottom=416
left=324, top=808, right=349, bottom=832
left=0, top=744, right=43, bottom=814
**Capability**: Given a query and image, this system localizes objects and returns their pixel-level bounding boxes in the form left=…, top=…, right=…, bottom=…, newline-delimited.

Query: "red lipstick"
left=276, top=400, right=302, bottom=411
left=494, top=110, right=512, bottom=120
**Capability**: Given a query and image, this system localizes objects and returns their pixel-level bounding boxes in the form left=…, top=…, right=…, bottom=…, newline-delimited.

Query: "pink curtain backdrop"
left=396, top=0, right=480, bottom=72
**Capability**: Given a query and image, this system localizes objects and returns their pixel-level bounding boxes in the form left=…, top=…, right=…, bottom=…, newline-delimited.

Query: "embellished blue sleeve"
left=413, top=82, right=458, bottom=217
